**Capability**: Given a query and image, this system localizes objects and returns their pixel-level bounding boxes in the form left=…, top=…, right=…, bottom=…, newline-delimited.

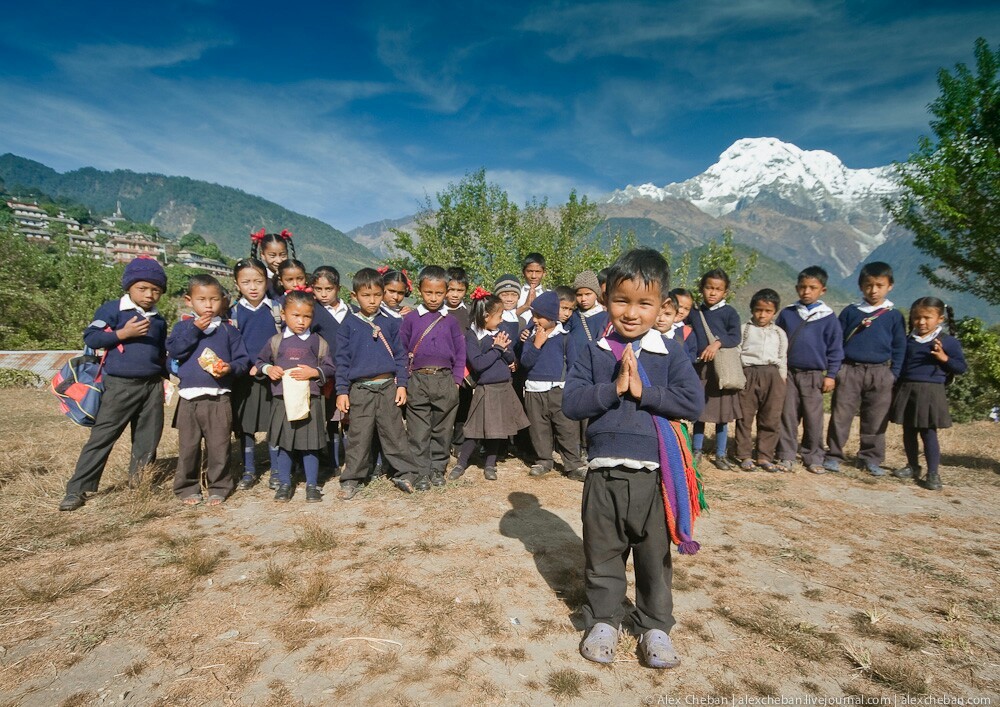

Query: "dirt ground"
left=0, top=387, right=998, bottom=706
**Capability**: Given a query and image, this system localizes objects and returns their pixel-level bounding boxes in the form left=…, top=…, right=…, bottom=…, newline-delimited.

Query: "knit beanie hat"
left=122, top=255, right=167, bottom=291
left=493, top=274, right=521, bottom=295
left=573, top=270, right=601, bottom=296
left=530, top=291, right=561, bottom=321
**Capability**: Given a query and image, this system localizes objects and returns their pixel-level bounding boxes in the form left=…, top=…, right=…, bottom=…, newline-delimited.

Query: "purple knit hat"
left=122, top=256, right=167, bottom=291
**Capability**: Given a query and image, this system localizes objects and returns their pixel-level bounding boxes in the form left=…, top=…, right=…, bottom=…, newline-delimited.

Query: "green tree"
left=671, top=229, right=759, bottom=298
left=947, top=317, right=1000, bottom=422
left=887, top=38, right=1000, bottom=305
left=392, top=169, right=634, bottom=288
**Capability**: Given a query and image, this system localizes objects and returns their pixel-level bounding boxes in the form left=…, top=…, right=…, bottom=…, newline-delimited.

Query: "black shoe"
left=566, top=468, right=587, bottom=482
left=923, top=472, right=942, bottom=491
left=268, top=471, right=280, bottom=490
left=237, top=473, right=258, bottom=491
left=529, top=464, right=553, bottom=477
left=484, top=467, right=498, bottom=481
left=393, top=477, right=415, bottom=494
left=338, top=482, right=359, bottom=500
left=414, top=475, right=431, bottom=492
left=274, top=484, right=292, bottom=502
left=713, top=457, right=732, bottom=471
left=892, top=465, right=918, bottom=479
left=430, top=471, right=446, bottom=487
left=305, top=484, right=322, bottom=503
left=447, top=464, right=467, bottom=481
left=59, top=494, right=85, bottom=512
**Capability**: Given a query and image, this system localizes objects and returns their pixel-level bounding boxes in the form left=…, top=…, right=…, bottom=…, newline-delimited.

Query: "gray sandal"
left=638, top=629, right=681, bottom=669
left=580, top=622, right=619, bottom=664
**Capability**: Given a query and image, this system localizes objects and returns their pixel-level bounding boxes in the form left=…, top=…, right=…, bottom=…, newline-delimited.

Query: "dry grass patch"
left=547, top=668, right=584, bottom=699
left=15, top=569, right=103, bottom=604
left=302, top=642, right=352, bottom=673
left=58, top=693, right=97, bottom=707
left=289, top=569, right=335, bottom=611
left=292, top=520, right=338, bottom=553
left=844, top=642, right=929, bottom=694
left=717, top=603, right=840, bottom=661
left=271, top=619, right=330, bottom=651
left=492, top=646, right=527, bottom=663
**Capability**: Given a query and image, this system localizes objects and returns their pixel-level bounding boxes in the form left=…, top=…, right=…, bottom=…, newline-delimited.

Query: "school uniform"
left=563, top=328, right=704, bottom=634
left=776, top=301, right=844, bottom=466
left=735, top=322, right=788, bottom=462
left=464, top=326, right=529, bottom=439
left=890, top=330, right=967, bottom=429
left=688, top=301, right=742, bottom=424
left=445, top=302, right=471, bottom=330
left=167, top=317, right=250, bottom=499
left=826, top=301, right=907, bottom=467
left=517, top=283, right=546, bottom=325
left=336, top=311, right=420, bottom=485
left=567, top=306, right=609, bottom=367
left=519, top=322, right=584, bottom=473
left=401, top=305, right=466, bottom=475
left=447, top=302, right=474, bottom=449
left=230, top=297, right=281, bottom=434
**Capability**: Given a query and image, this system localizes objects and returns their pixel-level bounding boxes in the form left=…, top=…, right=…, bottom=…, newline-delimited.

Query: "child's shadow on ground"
left=499, top=492, right=590, bottom=630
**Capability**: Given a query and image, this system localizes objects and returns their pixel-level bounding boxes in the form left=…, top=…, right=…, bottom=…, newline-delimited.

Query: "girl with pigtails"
left=249, top=229, right=297, bottom=299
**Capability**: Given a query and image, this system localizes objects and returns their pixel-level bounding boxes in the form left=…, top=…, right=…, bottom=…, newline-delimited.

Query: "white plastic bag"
left=282, top=369, right=311, bottom=421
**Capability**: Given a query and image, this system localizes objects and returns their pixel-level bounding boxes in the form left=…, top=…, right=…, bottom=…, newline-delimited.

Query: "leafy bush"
left=0, top=368, right=44, bottom=389
left=948, top=317, right=1000, bottom=422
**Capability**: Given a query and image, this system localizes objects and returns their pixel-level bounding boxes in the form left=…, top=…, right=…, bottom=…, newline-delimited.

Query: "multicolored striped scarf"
left=605, top=334, right=706, bottom=555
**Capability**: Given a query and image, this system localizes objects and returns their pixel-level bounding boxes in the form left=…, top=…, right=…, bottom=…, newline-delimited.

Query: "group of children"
left=55, top=235, right=970, bottom=670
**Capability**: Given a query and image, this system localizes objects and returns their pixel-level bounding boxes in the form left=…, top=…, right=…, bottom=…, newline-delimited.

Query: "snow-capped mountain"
left=607, top=137, right=904, bottom=276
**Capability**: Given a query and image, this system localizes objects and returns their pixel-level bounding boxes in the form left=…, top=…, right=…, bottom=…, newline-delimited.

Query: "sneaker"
left=274, top=484, right=292, bottom=502
left=237, top=472, right=258, bottom=491
left=338, top=482, right=359, bottom=501
left=414, top=475, right=431, bottom=492
left=528, top=463, right=553, bottom=477
left=59, top=494, right=86, bottom=512
left=892, top=465, right=918, bottom=479
left=305, top=484, right=322, bottom=503
left=807, top=464, right=827, bottom=475
left=566, top=467, right=588, bottom=482
left=579, top=623, right=619, bottom=664
left=822, top=458, right=841, bottom=473
left=483, top=467, right=498, bottom=481
left=268, top=470, right=280, bottom=490
left=447, top=464, right=467, bottom=481
left=922, top=472, right=942, bottom=491
left=430, top=471, right=446, bottom=487
left=638, top=629, right=681, bottom=669
left=393, top=477, right=415, bottom=494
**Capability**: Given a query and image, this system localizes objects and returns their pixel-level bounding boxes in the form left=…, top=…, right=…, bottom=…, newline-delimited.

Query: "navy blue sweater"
left=899, top=334, right=967, bottom=383
left=563, top=337, right=704, bottom=463
left=167, top=319, right=250, bottom=391
left=466, top=330, right=516, bottom=385
left=230, top=300, right=281, bottom=369
left=311, top=302, right=343, bottom=359
left=84, top=299, right=167, bottom=378
left=776, top=306, right=844, bottom=377
left=567, top=309, right=610, bottom=366
left=256, top=332, right=336, bottom=397
left=688, top=304, right=741, bottom=356
left=334, top=312, right=409, bottom=394
left=839, top=305, right=907, bottom=377
left=520, top=328, right=575, bottom=383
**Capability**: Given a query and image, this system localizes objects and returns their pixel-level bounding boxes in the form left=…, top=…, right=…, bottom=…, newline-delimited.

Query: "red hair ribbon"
left=250, top=228, right=266, bottom=243
left=401, top=269, right=413, bottom=292
left=279, top=229, right=294, bottom=241
left=290, top=285, right=313, bottom=294
left=471, top=286, right=492, bottom=301
left=376, top=265, right=390, bottom=275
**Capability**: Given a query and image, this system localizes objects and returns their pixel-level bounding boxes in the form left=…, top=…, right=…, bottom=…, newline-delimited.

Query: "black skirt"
left=890, top=381, right=952, bottom=429
left=233, top=376, right=273, bottom=434
left=463, top=382, right=530, bottom=439
left=269, top=395, right=329, bottom=451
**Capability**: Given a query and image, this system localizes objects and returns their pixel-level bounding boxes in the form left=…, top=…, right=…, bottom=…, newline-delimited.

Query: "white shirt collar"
left=856, top=299, right=894, bottom=314
left=582, top=303, right=605, bottom=317
left=471, top=325, right=499, bottom=341
left=662, top=327, right=676, bottom=339
left=380, top=302, right=403, bottom=319
left=120, top=294, right=158, bottom=318
left=501, top=309, right=520, bottom=323
left=795, top=301, right=834, bottom=320
left=282, top=327, right=310, bottom=341
left=597, top=327, right=668, bottom=355
left=708, top=299, right=727, bottom=311
left=195, top=315, right=223, bottom=335
left=536, top=322, right=566, bottom=339
left=417, top=304, right=446, bottom=316
left=325, top=299, right=349, bottom=322
left=912, top=326, right=943, bottom=344
left=239, top=296, right=273, bottom=312
left=447, top=302, right=467, bottom=311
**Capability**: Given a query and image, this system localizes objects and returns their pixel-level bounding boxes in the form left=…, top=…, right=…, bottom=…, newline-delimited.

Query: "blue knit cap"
left=530, top=290, right=560, bottom=321
left=122, top=255, right=167, bottom=291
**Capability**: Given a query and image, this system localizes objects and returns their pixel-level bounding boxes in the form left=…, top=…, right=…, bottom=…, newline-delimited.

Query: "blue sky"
left=0, top=1, right=996, bottom=231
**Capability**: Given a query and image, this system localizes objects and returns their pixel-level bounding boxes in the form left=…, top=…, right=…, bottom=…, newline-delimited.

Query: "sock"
left=483, top=439, right=500, bottom=469
left=715, top=423, right=728, bottom=458
left=693, top=421, right=705, bottom=453
left=242, top=433, right=256, bottom=476
left=268, top=444, right=279, bottom=472
left=920, top=428, right=940, bottom=475
left=275, top=449, right=293, bottom=486
left=303, top=452, right=319, bottom=486
left=902, top=426, right=920, bottom=469
left=457, top=439, right=478, bottom=468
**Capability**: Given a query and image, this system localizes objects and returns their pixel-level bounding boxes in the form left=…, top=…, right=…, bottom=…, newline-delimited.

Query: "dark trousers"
left=777, top=369, right=826, bottom=466
left=826, top=362, right=893, bottom=466
left=407, top=370, right=460, bottom=474
left=524, top=388, right=584, bottom=471
left=452, top=383, right=473, bottom=449
left=341, top=381, right=418, bottom=484
left=581, top=467, right=674, bottom=633
left=66, top=375, right=164, bottom=496
left=173, top=394, right=233, bottom=499
left=735, top=365, right=786, bottom=462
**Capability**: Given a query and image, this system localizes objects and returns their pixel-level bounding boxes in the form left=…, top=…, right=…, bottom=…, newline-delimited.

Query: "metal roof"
left=0, top=351, right=78, bottom=385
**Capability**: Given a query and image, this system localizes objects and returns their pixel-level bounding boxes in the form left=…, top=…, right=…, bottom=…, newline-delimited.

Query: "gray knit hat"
left=493, top=274, right=521, bottom=295
left=573, top=270, right=601, bottom=296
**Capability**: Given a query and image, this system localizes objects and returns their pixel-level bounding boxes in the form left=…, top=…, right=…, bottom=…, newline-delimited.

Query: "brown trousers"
left=826, top=361, right=894, bottom=466
left=778, top=369, right=827, bottom=466
left=735, top=365, right=786, bottom=462
left=524, top=387, right=584, bottom=472
left=173, top=394, right=233, bottom=499
left=407, top=370, right=460, bottom=474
